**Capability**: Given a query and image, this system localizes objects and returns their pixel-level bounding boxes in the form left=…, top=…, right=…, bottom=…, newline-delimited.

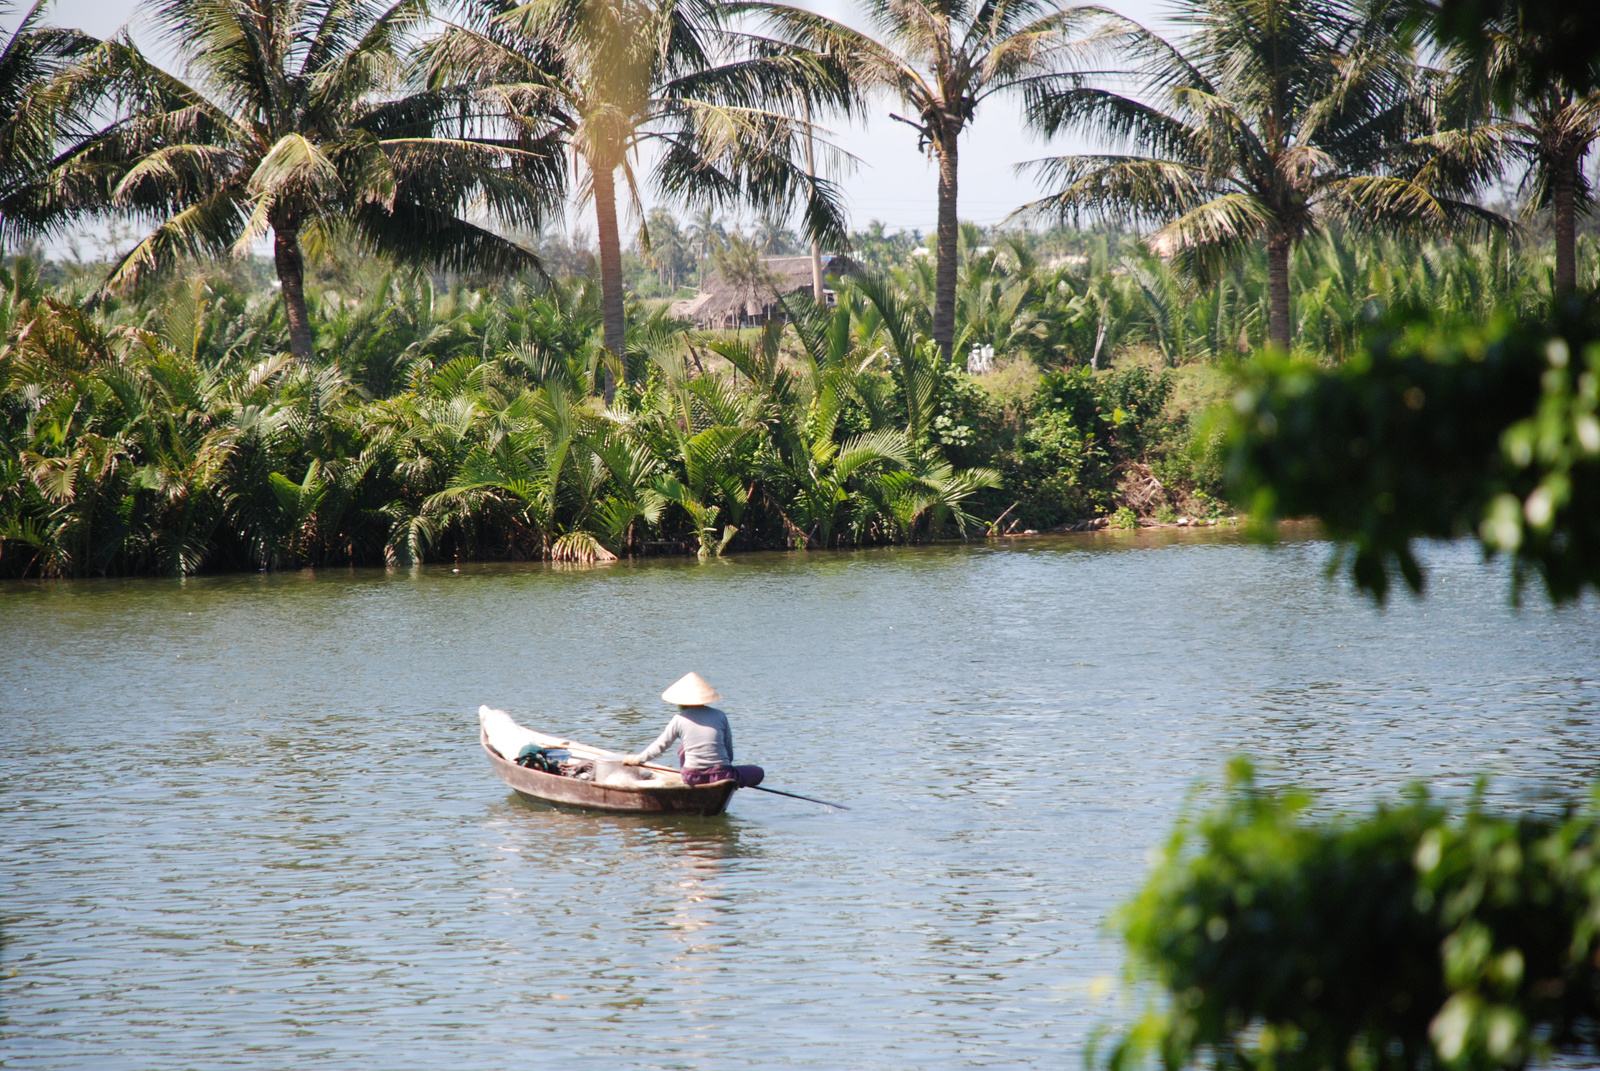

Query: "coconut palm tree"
left=1424, top=22, right=1600, bottom=295
left=0, top=0, right=99, bottom=244
left=751, top=0, right=1084, bottom=364
left=423, top=0, right=850, bottom=400
left=59, top=0, right=563, bottom=365
left=686, top=205, right=725, bottom=284
left=1020, top=0, right=1492, bottom=349
left=643, top=207, right=691, bottom=290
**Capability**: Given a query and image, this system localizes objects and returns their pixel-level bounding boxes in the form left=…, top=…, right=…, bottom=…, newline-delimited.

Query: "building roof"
left=669, top=254, right=859, bottom=324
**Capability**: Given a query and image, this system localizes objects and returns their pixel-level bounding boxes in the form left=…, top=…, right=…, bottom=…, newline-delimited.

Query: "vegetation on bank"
left=0, top=227, right=1182, bottom=577
left=4, top=220, right=1592, bottom=578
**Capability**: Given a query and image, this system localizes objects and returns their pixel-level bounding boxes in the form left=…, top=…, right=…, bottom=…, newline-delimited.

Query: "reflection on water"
left=479, top=802, right=748, bottom=1023
left=2, top=531, right=1597, bottom=1069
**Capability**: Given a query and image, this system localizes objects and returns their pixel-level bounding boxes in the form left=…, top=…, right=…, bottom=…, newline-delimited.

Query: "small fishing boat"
left=478, top=706, right=737, bottom=816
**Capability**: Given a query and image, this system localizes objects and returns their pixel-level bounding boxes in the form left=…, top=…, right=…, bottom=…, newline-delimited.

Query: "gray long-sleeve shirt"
left=638, top=705, right=733, bottom=769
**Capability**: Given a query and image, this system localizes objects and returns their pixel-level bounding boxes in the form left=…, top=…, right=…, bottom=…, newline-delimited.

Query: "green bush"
left=998, top=407, right=1111, bottom=527
left=1105, top=762, right=1600, bottom=1071
left=933, top=365, right=1007, bottom=469
left=1219, top=298, right=1600, bottom=602
left=994, top=364, right=1188, bottom=527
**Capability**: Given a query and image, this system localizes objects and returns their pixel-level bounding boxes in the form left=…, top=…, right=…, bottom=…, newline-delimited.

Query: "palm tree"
left=0, top=0, right=99, bottom=244
left=60, top=0, right=562, bottom=365
left=424, top=0, right=850, bottom=400
left=1425, top=22, right=1600, bottom=295
left=686, top=205, right=725, bottom=285
left=629, top=346, right=764, bottom=557
left=752, top=0, right=1082, bottom=364
left=1020, top=0, right=1491, bottom=349
left=643, top=207, right=690, bottom=290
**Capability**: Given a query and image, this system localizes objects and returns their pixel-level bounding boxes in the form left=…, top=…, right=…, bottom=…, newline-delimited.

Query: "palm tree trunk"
left=933, top=132, right=960, bottom=364
left=1266, top=231, right=1292, bottom=350
left=273, top=225, right=315, bottom=364
left=592, top=162, right=624, bottom=402
left=804, top=100, right=824, bottom=302
left=1554, top=159, right=1578, bottom=295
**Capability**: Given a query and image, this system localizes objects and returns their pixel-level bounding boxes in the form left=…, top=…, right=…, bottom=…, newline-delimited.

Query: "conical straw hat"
left=661, top=672, right=721, bottom=706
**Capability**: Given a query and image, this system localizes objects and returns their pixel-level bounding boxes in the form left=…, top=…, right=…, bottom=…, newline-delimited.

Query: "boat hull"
left=480, top=731, right=737, bottom=816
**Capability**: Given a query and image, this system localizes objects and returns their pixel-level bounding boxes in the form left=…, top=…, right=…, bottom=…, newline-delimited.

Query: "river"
left=2, top=531, right=1596, bottom=1070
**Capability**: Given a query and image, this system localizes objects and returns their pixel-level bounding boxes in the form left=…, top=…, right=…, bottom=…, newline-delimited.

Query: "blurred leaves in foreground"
left=1219, top=299, right=1600, bottom=602
left=1105, top=761, right=1600, bottom=1071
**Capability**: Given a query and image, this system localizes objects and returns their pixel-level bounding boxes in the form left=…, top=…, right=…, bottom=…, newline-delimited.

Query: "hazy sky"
left=37, top=0, right=1175, bottom=238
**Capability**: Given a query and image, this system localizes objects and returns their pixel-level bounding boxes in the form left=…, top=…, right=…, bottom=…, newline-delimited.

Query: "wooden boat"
left=479, top=726, right=738, bottom=816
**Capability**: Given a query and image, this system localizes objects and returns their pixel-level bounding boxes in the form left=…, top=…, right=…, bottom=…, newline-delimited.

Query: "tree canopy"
left=56, top=0, right=564, bottom=362
left=752, top=0, right=1085, bottom=363
left=1021, top=0, right=1494, bottom=350
left=424, top=0, right=850, bottom=397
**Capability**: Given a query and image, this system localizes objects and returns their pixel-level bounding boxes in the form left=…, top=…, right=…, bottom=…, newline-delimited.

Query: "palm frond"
left=1017, top=154, right=1212, bottom=227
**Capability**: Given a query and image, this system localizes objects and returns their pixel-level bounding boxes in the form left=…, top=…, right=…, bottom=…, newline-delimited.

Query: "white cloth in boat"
left=637, top=705, right=733, bottom=769
left=479, top=705, right=546, bottom=760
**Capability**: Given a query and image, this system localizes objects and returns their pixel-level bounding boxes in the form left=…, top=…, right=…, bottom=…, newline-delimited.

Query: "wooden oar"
left=549, top=737, right=850, bottom=811
left=635, top=760, right=850, bottom=810
left=744, top=784, right=853, bottom=810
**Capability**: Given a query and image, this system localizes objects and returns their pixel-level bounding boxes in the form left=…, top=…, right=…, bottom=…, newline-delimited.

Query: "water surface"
left=3, top=532, right=1597, bottom=1069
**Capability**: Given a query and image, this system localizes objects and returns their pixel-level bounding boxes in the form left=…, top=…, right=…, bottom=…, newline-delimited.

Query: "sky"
left=34, top=0, right=1176, bottom=239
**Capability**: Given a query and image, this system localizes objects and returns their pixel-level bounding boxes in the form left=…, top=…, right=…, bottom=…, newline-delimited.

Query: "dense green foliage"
left=1108, top=763, right=1600, bottom=1071
left=0, top=0, right=1595, bottom=583
left=0, top=247, right=1064, bottom=576
left=1219, top=296, right=1600, bottom=602
left=751, top=0, right=1086, bottom=364
left=7, top=212, right=1597, bottom=576
left=0, top=1, right=99, bottom=244
left=46, top=0, right=569, bottom=365
left=419, top=0, right=850, bottom=377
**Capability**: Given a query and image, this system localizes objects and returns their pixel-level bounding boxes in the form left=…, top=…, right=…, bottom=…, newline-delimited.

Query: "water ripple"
left=2, top=533, right=1597, bottom=1069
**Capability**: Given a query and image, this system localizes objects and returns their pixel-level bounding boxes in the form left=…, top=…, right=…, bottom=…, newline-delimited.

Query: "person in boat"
left=622, top=672, right=765, bottom=788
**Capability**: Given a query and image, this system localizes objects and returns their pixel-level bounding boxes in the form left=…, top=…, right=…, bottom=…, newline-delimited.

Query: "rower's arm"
left=637, top=716, right=682, bottom=763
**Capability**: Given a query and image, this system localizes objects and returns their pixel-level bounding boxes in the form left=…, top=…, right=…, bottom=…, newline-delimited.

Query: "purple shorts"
left=682, top=764, right=765, bottom=788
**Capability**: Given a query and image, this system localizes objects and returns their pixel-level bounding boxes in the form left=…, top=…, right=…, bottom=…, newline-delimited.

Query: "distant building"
left=669, top=254, right=860, bottom=330
left=1144, top=230, right=1181, bottom=258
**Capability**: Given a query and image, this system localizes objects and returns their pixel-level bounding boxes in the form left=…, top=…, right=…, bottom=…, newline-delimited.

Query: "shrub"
left=933, top=367, right=1007, bottom=468
left=1106, top=762, right=1600, bottom=1071
left=998, top=407, right=1111, bottom=528
left=996, top=363, right=1183, bottom=526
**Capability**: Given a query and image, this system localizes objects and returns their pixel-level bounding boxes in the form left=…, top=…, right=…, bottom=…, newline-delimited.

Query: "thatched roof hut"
left=670, top=254, right=859, bottom=329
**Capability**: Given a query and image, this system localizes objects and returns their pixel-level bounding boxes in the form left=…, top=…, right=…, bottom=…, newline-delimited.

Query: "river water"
left=3, top=531, right=1597, bottom=1070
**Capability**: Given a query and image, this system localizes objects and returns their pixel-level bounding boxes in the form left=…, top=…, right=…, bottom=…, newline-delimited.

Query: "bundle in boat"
left=476, top=705, right=739, bottom=816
